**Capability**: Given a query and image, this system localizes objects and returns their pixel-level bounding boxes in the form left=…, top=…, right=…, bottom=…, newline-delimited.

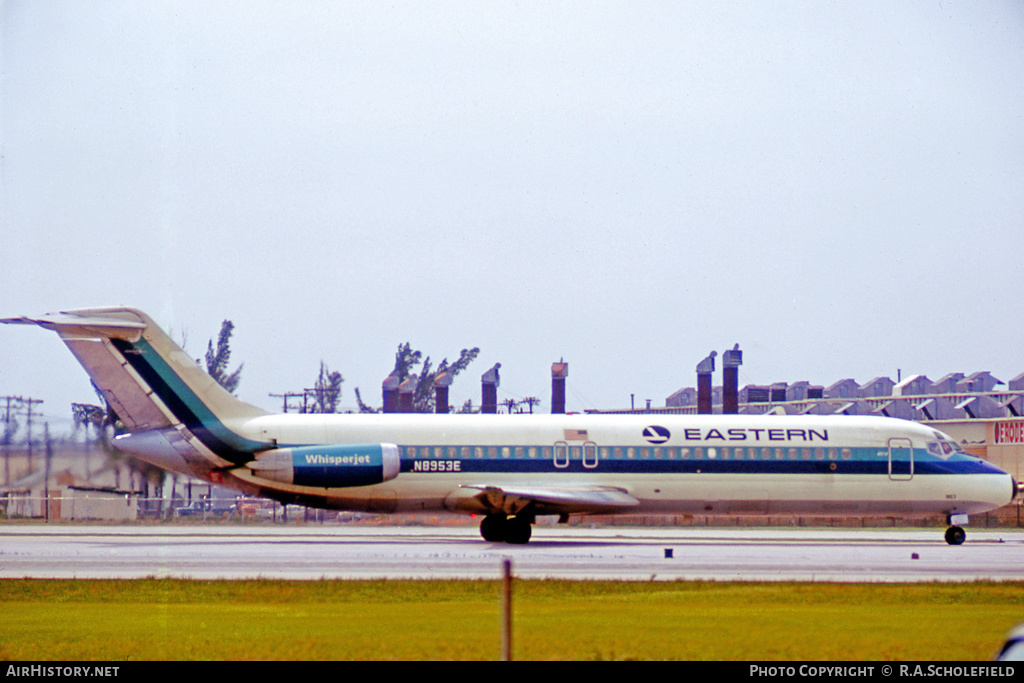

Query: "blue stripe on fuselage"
left=398, top=451, right=1002, bottom=476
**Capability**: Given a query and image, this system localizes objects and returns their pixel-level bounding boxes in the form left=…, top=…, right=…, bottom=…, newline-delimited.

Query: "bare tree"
left=205, top=320, right=243, bottom=394
left=304, top=362, right=344, bottom=414
left=355, top=343, right=480, bottom=413
left=354, top=387, right=378, bottom=414
left=404, top=346, right=480, bottom=412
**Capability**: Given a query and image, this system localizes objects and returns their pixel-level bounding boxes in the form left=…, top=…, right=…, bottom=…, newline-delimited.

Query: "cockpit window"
left=928, top=430, right=966, bottom=458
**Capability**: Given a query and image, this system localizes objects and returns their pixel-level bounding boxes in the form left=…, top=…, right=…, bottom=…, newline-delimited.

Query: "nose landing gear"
left=944, top=514, right=968, bottom=545
left=944, top=525, right=966, bottom=545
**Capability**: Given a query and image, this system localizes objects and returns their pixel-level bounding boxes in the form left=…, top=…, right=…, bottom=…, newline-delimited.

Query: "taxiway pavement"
left=1, top=524, right=1022, bottom=581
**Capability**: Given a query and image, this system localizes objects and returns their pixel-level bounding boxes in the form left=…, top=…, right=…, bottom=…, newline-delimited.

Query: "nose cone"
left=995, top=474, right=1019, bottom=510
left=962, top=466, right=1020, bottom=515
left=997, top=474, right=1019, bottom=509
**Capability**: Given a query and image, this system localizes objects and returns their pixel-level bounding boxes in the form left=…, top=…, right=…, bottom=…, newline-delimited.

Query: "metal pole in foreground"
left=501, top=558, right=512, bottom=661
left=44, top=423, right=51, bottom=522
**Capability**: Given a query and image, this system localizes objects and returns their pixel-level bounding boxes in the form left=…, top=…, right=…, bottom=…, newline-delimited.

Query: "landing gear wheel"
left=504, top=516, right=532, bottom=544
left=945, top=526, right=966, bottom=545
left=480, top=514, right=507, bottom=542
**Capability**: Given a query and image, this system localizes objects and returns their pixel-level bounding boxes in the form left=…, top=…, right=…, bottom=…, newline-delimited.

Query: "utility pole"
left=1, top=395, right=20, bottom=486
left=269, top=392, right=305, bottom=413
left=1, top=396, right=19, bottom=439
left=22, top=398, right=43, bottom=473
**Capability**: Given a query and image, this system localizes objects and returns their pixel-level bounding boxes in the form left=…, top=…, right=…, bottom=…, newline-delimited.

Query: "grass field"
left=2, top=579, right=1021, bottom=660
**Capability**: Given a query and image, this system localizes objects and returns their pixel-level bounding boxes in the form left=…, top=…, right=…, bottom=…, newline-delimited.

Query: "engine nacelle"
left=246, top=443, right=400, bottom=488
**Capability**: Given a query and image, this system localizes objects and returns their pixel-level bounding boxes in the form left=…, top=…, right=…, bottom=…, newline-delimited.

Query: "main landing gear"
left=480, top=513, right=533, bottom=544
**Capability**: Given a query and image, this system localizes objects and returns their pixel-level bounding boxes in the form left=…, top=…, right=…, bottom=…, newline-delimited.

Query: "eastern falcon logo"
left=642, top=425, right=671, bottom=444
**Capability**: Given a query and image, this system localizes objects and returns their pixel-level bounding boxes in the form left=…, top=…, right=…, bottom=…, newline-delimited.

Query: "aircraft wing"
left=447, top=484, right=640, bottom=517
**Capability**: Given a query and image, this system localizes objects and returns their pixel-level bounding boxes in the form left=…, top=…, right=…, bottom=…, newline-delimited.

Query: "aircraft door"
left=583, top=441, right=598, bottom=469
left=554, top=441, right=569, bottom=469
left=888, top=438, right=913, bottom=480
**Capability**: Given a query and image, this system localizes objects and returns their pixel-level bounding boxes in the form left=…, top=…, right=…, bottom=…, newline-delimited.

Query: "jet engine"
left=246, top=443, right=401, bottom=488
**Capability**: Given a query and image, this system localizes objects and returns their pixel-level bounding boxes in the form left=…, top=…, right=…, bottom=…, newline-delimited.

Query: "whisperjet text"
left=302, top=453, right=372, bottom=466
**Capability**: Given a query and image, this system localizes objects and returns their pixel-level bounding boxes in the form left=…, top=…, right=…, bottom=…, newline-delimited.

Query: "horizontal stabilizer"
left=1, top=311, right=147, bottom=340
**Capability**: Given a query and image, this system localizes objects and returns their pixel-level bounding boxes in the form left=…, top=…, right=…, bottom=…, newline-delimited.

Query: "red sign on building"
left=994, top=421, right=1024, bottom=444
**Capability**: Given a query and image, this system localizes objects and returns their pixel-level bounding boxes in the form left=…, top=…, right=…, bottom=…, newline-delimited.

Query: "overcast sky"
left=2, top=1, right=1023, bottom=431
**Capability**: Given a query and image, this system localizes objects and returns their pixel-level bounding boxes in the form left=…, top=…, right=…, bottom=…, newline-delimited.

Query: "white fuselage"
left=193, top=412, right=1016, bottom=519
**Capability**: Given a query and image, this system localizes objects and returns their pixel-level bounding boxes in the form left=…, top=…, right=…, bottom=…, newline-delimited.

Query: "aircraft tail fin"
left=2, top=308, right=269, bottom=461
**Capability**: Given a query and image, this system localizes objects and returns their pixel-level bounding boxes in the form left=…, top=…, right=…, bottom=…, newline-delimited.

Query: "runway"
left=2, top=524, right=1023, bottom=581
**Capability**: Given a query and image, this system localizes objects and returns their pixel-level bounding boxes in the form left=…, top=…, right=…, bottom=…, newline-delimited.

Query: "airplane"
left=3, top=307, right=1018, bottom=544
